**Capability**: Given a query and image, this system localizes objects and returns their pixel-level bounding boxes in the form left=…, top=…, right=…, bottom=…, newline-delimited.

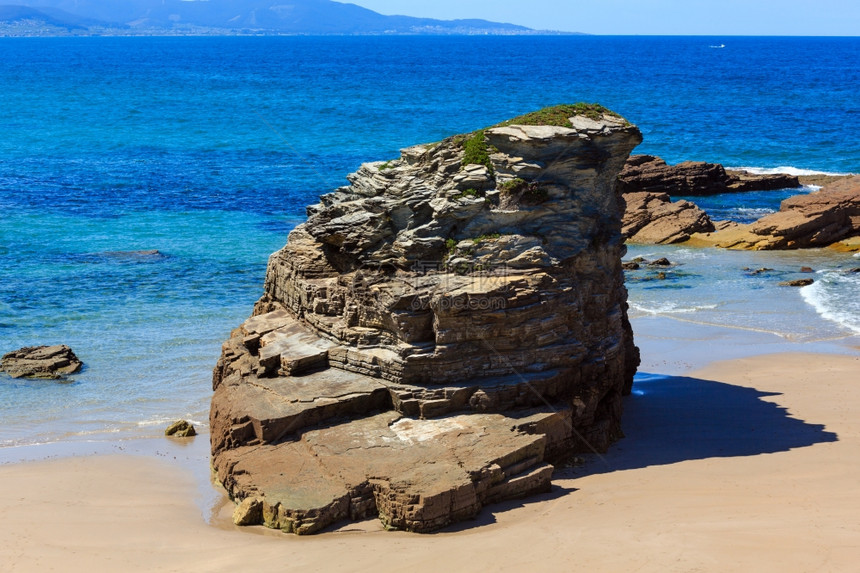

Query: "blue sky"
left=348, top=0, right=860, bottom=35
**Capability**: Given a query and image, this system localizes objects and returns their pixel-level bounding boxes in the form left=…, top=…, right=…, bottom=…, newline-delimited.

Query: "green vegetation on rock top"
left=496, top=103, right=621, bottom=128
left=438, top=103, right=626, bottom=172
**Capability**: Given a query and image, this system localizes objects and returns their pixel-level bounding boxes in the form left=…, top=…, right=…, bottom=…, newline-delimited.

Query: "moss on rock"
left=497, top=103, right=622, bottom=128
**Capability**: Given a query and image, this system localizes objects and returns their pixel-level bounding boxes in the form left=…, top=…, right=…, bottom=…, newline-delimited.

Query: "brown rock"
left=217, top=411, right=563, bottom=534
left=622, top=191, right=715, bottom=244
left=779, top=279, right=815, bottom=287
left=0, top=345, right=82, bottom=379
left=618, top=155, right=800, bottom=196
left=648, top=258, right=673, bottom=267
left=724, top=170, right=802, bottom=192
left=829, top=236, right=860, bottom=252
left=797, top=174, right=853, bottom=187
left=713, top=220, right=739, bottom=232
left=232, top=497, right=264, bottom=526
left=210, top=105, right=642, bottom=534
left=700, top=176, right=860, bottom=250
left=164, top=420, right=196, bottom=437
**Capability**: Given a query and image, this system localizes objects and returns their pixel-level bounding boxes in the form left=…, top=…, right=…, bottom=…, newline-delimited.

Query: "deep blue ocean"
left=1, top=36, right=859, bottom=448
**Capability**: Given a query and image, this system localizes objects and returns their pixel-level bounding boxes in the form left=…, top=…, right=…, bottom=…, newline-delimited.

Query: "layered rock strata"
left=618, top=154, right=800, bottom=196
left=0, top=345, right=82, bottom=379
left=622, top=191, right=714, bottom=244
left=692, top=176, right=860, bottom=250
left=211, top=105, right=642, bottom=534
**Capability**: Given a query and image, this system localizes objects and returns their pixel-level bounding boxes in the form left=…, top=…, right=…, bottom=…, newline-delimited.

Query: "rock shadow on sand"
left=579, top=372, right=838, bottom=475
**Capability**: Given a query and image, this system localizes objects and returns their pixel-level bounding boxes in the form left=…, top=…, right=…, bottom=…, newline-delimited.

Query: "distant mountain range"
left=0, top=0, right=569, bottom=35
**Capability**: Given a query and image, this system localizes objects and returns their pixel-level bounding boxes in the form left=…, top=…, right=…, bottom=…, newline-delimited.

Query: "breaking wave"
left=728, top=166, right=855, bottom=177
left=800, top=271, right=860, bottom=335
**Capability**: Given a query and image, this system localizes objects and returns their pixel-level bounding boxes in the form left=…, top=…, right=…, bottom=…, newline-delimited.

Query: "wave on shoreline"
left=801, top=271, right=860, bottom=335
left=727, top=166, right=855, bottom=177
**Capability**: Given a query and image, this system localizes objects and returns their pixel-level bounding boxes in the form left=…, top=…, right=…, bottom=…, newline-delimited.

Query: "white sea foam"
left=727, top=166, right=855, bottom=177
left=136, top=418, right=175, bottom=427
left=630, top=301, right=719, bottom=315
left=734, top=207, right=775, bottom=217
left=669, top=248, right=709, bottom=260
left=137, top=417, right=206, bottom=428
left=800, top=272, right=860, bottom=335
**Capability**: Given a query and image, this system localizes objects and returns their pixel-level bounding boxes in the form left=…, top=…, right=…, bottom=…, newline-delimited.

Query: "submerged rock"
left=210, top=105, right=642, bottom=534
left=648, top=258, right=673, bottom=267
left=780, top=279, right=815, bottom=287
left=101, top=249, right=163, bottom=257
left=0, top=345, right=82, bottom=379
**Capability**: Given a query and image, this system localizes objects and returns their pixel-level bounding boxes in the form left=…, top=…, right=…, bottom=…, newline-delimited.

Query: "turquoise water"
left=625, top=245, right=860, bottom=338
left=1, top=36, right=858, bottom=447
left=0, top=209, right=299, bottom=445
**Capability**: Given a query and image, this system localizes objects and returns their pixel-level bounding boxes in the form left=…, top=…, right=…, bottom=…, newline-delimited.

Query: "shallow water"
left=625, top=245, right=860, bottom=340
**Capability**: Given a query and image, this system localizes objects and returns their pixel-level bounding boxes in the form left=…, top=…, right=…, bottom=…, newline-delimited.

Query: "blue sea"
left=1, top=36, right=859, bottom=449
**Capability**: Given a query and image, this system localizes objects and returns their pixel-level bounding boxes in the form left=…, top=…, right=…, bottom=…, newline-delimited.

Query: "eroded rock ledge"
left=622, top=191, right=715, bottom=244
left=618, top=156, right=859, bottom=249
left=618, top=154, right=800, bottom=196
left=210, top=105, right=642, bottom=534
left=692, top=175, right=860, bottom=250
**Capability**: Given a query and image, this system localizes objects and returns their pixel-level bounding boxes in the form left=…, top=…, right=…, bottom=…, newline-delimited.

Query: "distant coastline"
left=0, top=0, right=582, bottom=37
left=0, top=27, right=584, bottom=38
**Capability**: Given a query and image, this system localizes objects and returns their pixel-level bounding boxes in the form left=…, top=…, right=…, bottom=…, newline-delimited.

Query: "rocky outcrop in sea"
left=693, top=175, right=860, bottom=251
left=617, top=154, right=800, bottom=196
left=0, top=345, right=82, bottom=379
left=210, top=105, right=642, bottom=534
left=622, top=191, right=715, bottom=244
left=616, top=154, right=805, bottom=245
left=617, top=157, right=859, bottom=251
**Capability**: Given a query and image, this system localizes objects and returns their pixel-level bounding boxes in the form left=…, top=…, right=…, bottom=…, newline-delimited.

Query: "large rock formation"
left=211, top=105, right=642, bottom=534
left=0, top=345, right=82, bottom=379
left=692, top=176, right=860, bottom=250
left=622, top=191, right=715, bottom=244
left=618, top=154, right=800, bottom=196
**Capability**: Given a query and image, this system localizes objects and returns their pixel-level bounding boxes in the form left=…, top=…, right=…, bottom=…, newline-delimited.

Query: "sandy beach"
left=2, top=332, right=859, bottom=572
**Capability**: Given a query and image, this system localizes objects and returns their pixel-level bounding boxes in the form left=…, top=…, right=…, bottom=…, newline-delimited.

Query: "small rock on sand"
left=164, top=420, right=196, bottom=437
